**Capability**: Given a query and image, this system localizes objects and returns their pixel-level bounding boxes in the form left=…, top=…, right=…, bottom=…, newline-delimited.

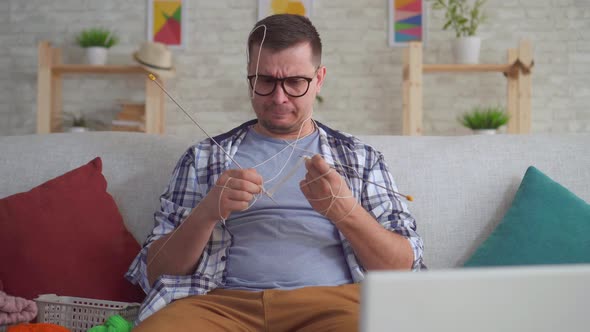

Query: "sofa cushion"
left=464, top=166, right=590, bottom=267
left=0, top=157, right=144, bottom=302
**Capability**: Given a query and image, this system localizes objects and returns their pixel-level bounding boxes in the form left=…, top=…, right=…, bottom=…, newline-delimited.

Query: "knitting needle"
left=147, top=74, right=279, bottom=205
left=300, top=155, right=414, bottom=202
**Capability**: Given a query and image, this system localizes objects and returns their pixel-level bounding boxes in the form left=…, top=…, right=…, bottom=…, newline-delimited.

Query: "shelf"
left=37, top=41, right=166, bottom=134
left=423, top=64, right=513, bottom=73
left=52, top=64, right=146, bottom=75
left=402, top=40, right=534, bottom=136
left=403, top=63, right=515, bottom=80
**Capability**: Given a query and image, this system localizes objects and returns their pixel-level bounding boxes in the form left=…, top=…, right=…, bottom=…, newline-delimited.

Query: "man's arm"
left=300, top=155, right=418, bottom=270
left=146, top=168, right=263, bottom=286
left=145, top=205, right=218, bottom=286
left=327, top=197, right=414, bottom=270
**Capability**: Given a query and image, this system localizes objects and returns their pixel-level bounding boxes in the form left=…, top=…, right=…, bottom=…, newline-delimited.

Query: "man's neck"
left=253, top=121, right=317, bottom=140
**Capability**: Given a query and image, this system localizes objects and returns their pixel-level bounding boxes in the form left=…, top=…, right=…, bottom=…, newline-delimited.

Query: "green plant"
left=64, top=112, right=87, bottom=127
left=72, top=116, right=87, bottom=127
left=76, top=28, right=119, bottom=48
left=458, top=106, right=509, bottom=130
left=431, top=0, right=487, bottom=37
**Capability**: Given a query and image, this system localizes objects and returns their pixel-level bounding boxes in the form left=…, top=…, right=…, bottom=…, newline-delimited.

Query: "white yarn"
left=301, top=169, right=356, bottom=220
left=247, top=24, right=267, bottom=99
left=146, top=26, right=409, bottom=269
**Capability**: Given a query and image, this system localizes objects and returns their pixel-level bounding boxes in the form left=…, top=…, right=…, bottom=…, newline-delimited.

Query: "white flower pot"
left=86, top=47, right=108, bottom=65
left=67, top=126, right=89, bottom=133
left=452, top=37, right=481, bottom=64
left=472, top=129, right=497, bottom=135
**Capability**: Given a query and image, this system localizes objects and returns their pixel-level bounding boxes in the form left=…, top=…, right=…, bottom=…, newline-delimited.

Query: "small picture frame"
left=389, top=0, right=427, bottom=47
left=147, top=0, right=186, bottom=49
left=258, top=0, right=313, bottom=21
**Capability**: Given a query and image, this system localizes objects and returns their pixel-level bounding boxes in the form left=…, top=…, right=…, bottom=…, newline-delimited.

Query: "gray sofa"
left=1, top=132, right=589, bottom=270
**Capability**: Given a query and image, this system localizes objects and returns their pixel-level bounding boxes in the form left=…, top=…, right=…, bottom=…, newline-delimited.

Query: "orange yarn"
left=7, top=323, right=70, bottom=332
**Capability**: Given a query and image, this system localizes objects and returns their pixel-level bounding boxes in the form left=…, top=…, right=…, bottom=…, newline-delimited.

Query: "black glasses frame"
left=247, top=70, right=317, bottom=98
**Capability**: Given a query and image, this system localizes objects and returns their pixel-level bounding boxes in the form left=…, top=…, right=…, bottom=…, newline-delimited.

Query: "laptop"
left=360, top=264, right=590, bottom=332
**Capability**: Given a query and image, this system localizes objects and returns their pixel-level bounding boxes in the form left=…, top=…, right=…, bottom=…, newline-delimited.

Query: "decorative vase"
left=452, top=37, right=481, bottom=64
left=472, top=129, right=497, bottom=135
left=86, top=47, right=108, bottom=65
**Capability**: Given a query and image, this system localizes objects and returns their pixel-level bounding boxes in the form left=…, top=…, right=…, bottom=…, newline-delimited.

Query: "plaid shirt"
left=126, top=119, right=425, bottom=323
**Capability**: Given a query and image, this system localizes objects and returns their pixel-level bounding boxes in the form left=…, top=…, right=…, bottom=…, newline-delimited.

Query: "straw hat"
left=133, top=42, right=176, bottom=79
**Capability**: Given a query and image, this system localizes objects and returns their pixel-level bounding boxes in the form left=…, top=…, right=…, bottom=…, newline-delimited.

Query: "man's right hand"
left=147, top=169, right=262, bottom=285
left=199, top=168, right=263, bottom=222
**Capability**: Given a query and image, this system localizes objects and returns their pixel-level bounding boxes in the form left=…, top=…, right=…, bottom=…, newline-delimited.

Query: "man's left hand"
left=299, top=154, right=357, bottom=223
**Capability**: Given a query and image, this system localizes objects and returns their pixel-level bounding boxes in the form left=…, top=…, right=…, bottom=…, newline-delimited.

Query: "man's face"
left=247, top=42, right=325, bottom=138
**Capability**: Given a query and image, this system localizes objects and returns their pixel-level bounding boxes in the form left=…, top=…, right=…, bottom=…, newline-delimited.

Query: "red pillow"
left=0, top=157, right=144, bottom=303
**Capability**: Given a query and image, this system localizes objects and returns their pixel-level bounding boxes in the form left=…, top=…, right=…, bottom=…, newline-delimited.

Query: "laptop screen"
left=360, top=264, right=590, bottom=332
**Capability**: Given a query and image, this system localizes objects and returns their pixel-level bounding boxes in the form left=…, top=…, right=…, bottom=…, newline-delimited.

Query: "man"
left=127, top=14, right=425, bottom=331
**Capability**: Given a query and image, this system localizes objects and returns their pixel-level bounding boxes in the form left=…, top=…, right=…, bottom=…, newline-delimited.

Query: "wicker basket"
left=34, top=294, right=140, bottom=332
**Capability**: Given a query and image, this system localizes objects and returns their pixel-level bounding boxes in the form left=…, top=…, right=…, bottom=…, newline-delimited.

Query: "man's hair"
left=248, top=14, right=322, bottom=66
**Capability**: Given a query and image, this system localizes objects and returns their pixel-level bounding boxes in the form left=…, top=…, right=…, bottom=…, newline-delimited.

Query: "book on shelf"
left=111, top=119, right=145, bottom=132
left=111, top=101, right=146, bottom=132
left=115, top=101, right=145, bottom=119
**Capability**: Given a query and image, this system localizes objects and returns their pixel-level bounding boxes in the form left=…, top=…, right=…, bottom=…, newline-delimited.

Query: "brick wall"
left=1, top=0, right=588, bottom=136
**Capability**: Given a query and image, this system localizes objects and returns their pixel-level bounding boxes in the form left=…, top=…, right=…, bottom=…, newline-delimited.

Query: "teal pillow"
left=464, top=166, right=590, bottom=267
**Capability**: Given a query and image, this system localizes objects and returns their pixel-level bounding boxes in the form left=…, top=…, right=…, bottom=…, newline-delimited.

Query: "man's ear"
left=316, top=66, right=327, bottom=92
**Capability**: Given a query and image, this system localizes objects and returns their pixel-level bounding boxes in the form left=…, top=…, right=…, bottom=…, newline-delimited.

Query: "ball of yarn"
left=87, top=315, right=132, bottom=332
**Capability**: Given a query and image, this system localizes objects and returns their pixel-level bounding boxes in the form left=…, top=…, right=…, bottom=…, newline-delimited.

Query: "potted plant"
left=458, top=106, right=509, bottom=135
left=431, top=0, right=487, bottom=64
left=76, top=28, right=119, bottom=65
left=64, top=112, right=89, bottom=133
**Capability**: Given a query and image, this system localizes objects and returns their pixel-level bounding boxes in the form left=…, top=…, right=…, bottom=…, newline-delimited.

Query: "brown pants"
left=133, top=284, right=360, bottom=332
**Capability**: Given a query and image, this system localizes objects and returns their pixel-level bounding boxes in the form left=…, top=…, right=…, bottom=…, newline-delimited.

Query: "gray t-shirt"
left=222, top=128, right=353, bottom=291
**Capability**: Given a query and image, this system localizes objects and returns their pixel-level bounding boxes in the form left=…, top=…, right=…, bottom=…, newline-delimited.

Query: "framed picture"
left=389, top=0, right=427, bottom=47
left=147, top=0, right=186, bottom=49
left=258, top=0, right=313, bottom=21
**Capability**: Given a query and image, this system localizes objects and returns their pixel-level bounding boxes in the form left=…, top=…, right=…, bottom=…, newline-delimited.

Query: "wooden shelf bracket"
left=402, top=40, right=534, bottom=135
left=36, top=41, right=166, bottom=134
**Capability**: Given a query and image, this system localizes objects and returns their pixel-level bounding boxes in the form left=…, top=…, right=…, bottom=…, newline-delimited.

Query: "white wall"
left=1, top=0, right=589, bottom=137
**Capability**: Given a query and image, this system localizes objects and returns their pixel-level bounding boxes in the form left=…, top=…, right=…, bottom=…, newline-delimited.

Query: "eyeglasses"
left=247, top=69, right=318, bottom=98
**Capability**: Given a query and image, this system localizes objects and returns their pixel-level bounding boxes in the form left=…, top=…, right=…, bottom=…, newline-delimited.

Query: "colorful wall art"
left=389, top=0, right=426, bottom=47
left=258, top=0, right=313, bottom=20
left=148, top=0, right=186, bottom=48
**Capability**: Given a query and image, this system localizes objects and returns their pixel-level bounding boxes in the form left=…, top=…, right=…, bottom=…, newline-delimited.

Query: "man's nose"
left=271, top=83, right=289, bottom=104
